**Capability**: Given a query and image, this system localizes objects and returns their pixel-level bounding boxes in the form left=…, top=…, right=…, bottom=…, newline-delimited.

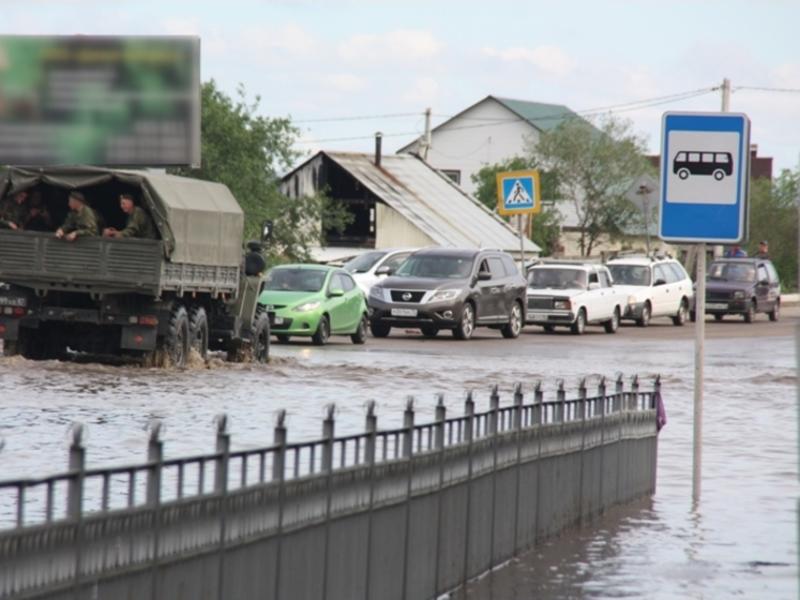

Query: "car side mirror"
left=477, top=271, right=492, bottom=281
left=328, top=288, right=344, bottom=297
left=654, top=279, right=667, bottom=286
left=375, top=265, right=393, bottom=276
left=588, top=282, right=600, bottom=290
left=758, top=279, right=769, bottom=286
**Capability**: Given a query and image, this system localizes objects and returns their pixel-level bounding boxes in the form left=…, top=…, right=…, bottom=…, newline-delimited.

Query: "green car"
left=258, top=264, right=368, bottom=345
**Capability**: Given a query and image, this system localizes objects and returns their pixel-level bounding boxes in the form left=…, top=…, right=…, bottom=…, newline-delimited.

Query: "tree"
left=170, top=80, right=348, bottom=261
left=747, top=168, right=799, bottom=289
left=471, top=157, right=562, bottom=255
left=529, top=115, right=651, bottom=256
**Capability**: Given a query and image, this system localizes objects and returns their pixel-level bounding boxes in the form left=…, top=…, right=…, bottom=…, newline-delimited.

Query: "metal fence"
left=0, top=374, right=661, bottom=600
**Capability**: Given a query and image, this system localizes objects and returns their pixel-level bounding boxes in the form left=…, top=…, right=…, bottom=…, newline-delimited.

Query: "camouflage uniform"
left=0, top=197, right=28, bottom=229
left=60, top=205, right=98, bottom=238
left=119, top=206, right=157, bottom=239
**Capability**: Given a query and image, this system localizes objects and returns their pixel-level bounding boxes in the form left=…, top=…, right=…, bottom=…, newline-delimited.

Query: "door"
left=596, top=269, right=616, bottom=318
left=755, top=264, right=771, bottom=311
left=488, top=256, right=511, bottom=318
left=474, top=258, right=500, bottom=323
left=765, top=262, right=781, bottom=310
left=327, top=272, right=352, bottom=333
left=651, top=264, right=672, bottom=316
left=585, top=270, right=606, bottom=321
left=339, top=272, right=363, bottom=331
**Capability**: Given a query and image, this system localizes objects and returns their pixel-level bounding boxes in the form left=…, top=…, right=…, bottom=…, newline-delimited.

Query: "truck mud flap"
left=121, top=325, right=157, bottom=351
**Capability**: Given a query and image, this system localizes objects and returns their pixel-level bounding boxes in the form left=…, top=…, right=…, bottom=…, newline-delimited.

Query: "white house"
left=398, top=95, right=582, bottom=196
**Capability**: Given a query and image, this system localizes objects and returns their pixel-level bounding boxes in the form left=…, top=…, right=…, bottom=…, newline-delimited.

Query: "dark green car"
left=258, top=264, right=368, bottom=345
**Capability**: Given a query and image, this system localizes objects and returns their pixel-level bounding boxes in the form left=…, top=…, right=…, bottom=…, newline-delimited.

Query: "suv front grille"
left=528, top=297, right=553, bottom=310
left=390, top=290, right=426, bottom=303
left=707, top=291, right=731, bottom=301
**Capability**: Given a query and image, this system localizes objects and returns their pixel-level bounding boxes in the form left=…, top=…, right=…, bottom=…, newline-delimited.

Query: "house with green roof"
left=397, top=95, right=582, bottom=196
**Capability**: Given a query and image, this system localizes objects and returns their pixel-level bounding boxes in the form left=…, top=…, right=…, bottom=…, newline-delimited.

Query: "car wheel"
left=678, top=168, right=690, bottom=180
left=713, top=169, right=725, bottom=181
left=743, top=301, right=756, bottom=323
left=276, top=334, right=290, bottom=344
left=542, top=324, right=555, bottom=333
left=312, top=315, right=330, bottom=345
left=570, top=308, right=586, bottom=335
left=604, top=307, right=620, bottom=334
left=714, top=314, right=724, bottom=322
left=501, top=301, right=523, bottom=339
left=252, top=312, right=271, bottom=363
left=370, top=322, right=391, bottom=338
left=769, top=300, right=780, bottom=322
left=420, top=325, right=439, bottom=338
left=672, top=299, right=688, bottom=326
left=351, top=316, right=368, bottom=344
left=452, top=303, right=475, bottom=340
left=189, top=306, right=209, bottom=360
left=636, top=302, right=651, bottom=327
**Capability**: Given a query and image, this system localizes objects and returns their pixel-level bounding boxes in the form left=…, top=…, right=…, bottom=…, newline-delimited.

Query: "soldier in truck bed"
left=0, top=190, right=29, bottom=230
left=102, top=193, right=157, bottom=239
left=55, top=191, right=98, bottom=241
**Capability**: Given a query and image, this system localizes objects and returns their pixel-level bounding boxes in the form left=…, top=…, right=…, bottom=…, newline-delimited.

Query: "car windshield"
left=343, top=251, right=385, bottom=274
left=608, top=265, right=651, bottom=286
left=264, top=268, right=328, bottom=292
left=708, top=262, right=756, bottom=283
left=528, top=268, right=587, bottom=290
left=394, top=255, right=473, bottom=279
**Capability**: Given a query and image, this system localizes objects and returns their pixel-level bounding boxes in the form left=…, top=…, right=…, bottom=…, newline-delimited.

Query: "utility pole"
left=421, top=107, right=432, bottom=160
left=721, top=77, right=731, bottom=112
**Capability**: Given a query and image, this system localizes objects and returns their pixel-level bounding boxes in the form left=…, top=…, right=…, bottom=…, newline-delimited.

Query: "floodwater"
left=0, top=323, right=796, bottom=598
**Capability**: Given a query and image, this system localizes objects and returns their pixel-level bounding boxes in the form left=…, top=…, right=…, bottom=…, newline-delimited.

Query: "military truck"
left=0, top=166, right=270, bottom=367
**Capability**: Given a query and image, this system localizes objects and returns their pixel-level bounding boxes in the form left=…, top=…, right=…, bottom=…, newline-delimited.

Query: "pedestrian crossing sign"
left=496, top=169, right=541, bottom=216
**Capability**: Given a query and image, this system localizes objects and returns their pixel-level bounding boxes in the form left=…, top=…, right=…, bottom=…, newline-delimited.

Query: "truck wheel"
left=166, top=305, right=190, bottom=368
left=189, top=306, right=209, bottom=360
left=370, top=322, right=391, bottom=338
left=2, top=339, right=19, bottom=357
left=252, top=313, right=270, bottom=363
left=351, top=316, right=368, bottom=344
left=312, top=315, right=330, bottom=346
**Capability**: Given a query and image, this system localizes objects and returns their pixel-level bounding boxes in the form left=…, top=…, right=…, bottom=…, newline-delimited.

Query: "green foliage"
left=747, top=169, right=799, bottom=289
left=170, top=80, right=349, bottom=261
left=529, top=115, right=651, bottom=256
left=470, top=157, right=562, bottom=255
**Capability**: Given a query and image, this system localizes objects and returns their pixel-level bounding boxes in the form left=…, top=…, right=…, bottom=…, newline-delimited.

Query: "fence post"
left=146, top=420, right=163, bottom=507
left=272, top=410, right=288, bottom=600
left=653, top=374, right=662, bottom=409
left=214, top=414, right=230, bottom=600
left=597, top=377, right=607, bottom=516
left=321, top=404, right=336, bottom=600
left=534, top=381, right=543, bottom=425
left=400, top=397, right=415, bottom=600
left=512, top=382, right=524, bottom=556
left=67, top=423, right=85, bottom=600
left=630, top=375, right=640, bottom=411
left=615, top=373, right=625, bottom=413
left=433, top=393, right=446, bottom=596
left=363, top=402, right=377, bottom=600
left=578, top=378, right=587, bottom=421
left=557, top=380, right=566, bottom=422
left=577, top=378, right=587, bottom=525
left=461, top=391, right=475, bottom=592
left=489, top=384, right=500, bottom=434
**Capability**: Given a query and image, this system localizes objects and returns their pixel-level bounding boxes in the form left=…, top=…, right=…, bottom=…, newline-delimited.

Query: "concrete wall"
left=0, top=386, right=659, bottom=600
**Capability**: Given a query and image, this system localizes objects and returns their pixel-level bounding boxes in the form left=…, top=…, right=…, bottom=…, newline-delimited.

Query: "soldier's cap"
left=69, top=191, right=86, bottom=203
left=759, top=240, right=768, bottom=245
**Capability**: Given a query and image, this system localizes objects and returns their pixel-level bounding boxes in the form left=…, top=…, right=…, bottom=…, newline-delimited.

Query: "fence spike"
left=69, top=423, right=85, bottom=448
left=214, top=413, right=228, bottom=435
left=405, top=396, right=415, bottom=412
left=148, top=419, right=163, bottom=443
left=557, top=379, right=565, bottom=392
left=365, top=400, right=376, bottom=417
left=436, top=392, right=445, bottom=408
left=275, top=409, right=287, bottom=428
left=325, top=403, right=336, bottom=420
left=513, top=381, right=523, bottom=396
left=534, top=380, right=542, bottom=393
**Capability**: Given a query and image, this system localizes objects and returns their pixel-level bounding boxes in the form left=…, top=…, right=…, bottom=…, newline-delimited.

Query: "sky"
left=5, top=0, right=800, bottom=173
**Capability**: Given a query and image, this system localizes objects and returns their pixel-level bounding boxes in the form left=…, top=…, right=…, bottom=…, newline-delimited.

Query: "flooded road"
left=0, top=311, right=797, bottom=598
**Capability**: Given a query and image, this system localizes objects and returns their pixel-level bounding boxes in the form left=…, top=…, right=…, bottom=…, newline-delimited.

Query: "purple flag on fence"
left=655, top=390, right=667, bottom=432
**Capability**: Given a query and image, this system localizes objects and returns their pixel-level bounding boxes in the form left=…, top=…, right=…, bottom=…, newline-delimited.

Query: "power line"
left=734, top=85, right=800, bottom=94
left=293, top=111, right=420, bottom=124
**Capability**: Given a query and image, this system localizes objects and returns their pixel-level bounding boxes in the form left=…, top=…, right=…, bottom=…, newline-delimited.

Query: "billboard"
left=0, top=36, right=200, bottom=167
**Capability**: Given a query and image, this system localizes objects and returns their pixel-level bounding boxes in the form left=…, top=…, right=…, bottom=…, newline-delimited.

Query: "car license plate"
left=528, top=312, right=548, bottom=321
left=391, top=308, right=418, bottom=317
left=273, top=316, right=285, bottom=325
left=706, top=303, right=727, bottom=310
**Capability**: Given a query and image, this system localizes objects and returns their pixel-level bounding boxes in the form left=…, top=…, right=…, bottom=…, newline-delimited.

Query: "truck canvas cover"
left=0, top=166, right=244, bottom=268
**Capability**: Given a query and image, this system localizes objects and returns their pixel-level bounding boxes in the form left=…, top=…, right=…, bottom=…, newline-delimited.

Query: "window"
left=766, top=262, right=779, bottom=283
left=588, top=272, right=599, bottom=285
left=675, top=152, right=687, bottom=162
left=688, top=152, right=701, bottom=162
left=757, top=266, right=769, bottom=283
left=440, top=169, right=461, bottom=185
left=528, top=268, right=587, bottom=290
left=665, top=262, right=687, bottom=283
left=488, top=257, right=505, bottom=278
left=653, top=265, right=669, bottom=284
left=701, top=153, right=714, bottom=163
left=344, top=251, right=386, bottom=274
left=598, top=271, right=611, bottom=288
left=339, top=273, right=356, bottom=292
left=608, top=265, right=650, bottom=286
left=500, top=255, right=519, bottom=277
left=478, top=259, right=491, bottom=277
left=381, top=252, right=411, bottom=272
left=395, top=255, right=474, bottom=279
left=715, top=153, right=730, bottom=163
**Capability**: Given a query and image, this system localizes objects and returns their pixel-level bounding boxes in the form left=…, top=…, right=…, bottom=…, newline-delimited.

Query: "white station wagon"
left=525, top=262, right=626, bottom=335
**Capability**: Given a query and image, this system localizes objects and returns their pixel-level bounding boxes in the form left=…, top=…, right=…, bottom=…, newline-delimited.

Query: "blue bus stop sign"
left=659, top=111, right=750, bottom=244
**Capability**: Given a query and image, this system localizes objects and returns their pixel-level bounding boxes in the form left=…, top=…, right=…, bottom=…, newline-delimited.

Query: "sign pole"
left=518, top=215, right=526, bottom=272
left=692, top=242, right=706, bottom=505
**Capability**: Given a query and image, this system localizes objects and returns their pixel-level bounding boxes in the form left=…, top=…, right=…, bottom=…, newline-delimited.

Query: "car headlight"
left=369, top=287, right=385, bottom=301
left=627, top=295, right=638, bottom=305
left=733, top=291, right=745, bottom=299
left=294, top=301, right=322, bottom=313
left=428, top=289, right=460, bottom=303
left=554, top=299, right=571, bottom=310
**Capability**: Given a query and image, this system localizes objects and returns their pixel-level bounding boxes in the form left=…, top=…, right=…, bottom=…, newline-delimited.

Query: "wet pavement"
left=0, top=308, right=797, bottom=598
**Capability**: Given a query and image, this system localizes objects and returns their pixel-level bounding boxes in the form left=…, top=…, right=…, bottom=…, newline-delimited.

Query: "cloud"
left=240, top=23, right=318, bottom=60
left=482, top=45, right=575, bottom=77
left=338, top=29, right=442, bottom=63
left=403, top=76, right=439, bottom=105
left=324, top=72, right=366, bottom=93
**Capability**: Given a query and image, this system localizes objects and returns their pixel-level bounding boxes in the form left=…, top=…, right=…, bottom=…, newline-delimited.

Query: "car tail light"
left=12, top=307, right=25, bottom=317
left=138, top=315, right=159, bottom=326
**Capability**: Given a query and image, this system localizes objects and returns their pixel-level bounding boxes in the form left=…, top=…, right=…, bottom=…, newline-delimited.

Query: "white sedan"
left=343, top=248, right=415, bottom=296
